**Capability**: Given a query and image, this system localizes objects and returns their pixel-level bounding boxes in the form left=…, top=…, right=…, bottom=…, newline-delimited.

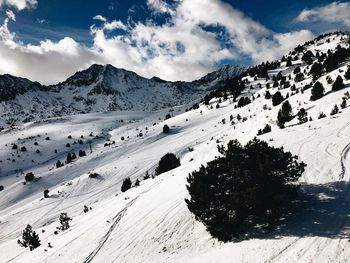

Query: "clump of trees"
left=237, top=97, right=251, bottom=108
left=257, top=124, right=272, bottom=135
left=185, top=138, right=306, bottom=241
left=17, top=225, right=41, bottom=250
left=155, top=153, right=180, bottom=175
left=330, top=104, right=339, bottom=116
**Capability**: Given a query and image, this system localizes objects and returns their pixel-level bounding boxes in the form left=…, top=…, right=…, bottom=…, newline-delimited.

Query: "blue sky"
left=0, top=0, right=349, bottom=84
left=6, top=0, right=347, bottom=44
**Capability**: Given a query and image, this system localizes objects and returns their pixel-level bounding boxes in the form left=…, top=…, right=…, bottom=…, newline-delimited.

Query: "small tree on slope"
left=310, top=81, right=324, bottom=101
left=185, top=138, right=306, bottom=241
left=277, top=101, right=293, bottom=128
left=155, top=153, right=180, bottom=175
left=17, top=225, right=41, bottom=250
left=59, top=213, right=72, bottom=231
left=121, top=177, right=132, bottom=192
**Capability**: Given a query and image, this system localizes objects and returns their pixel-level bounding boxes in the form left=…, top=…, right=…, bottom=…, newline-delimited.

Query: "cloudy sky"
left=0, top=0, right=349, bottom=84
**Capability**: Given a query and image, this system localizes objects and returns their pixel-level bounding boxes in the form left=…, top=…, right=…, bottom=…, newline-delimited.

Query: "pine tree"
left=155, top=153, right=180, bottom=175
left=345, top=66, right=350, bottom=80
left=163, top=124, right=170, bottom=134
left=341, top=98, right=347, bottom=109
left=272, top=91, right=284, bottom=106
left=297, top=108, right=308, bottom=124
left=310, top=81, right=324, bottom=101
left=265, top=90, right=271, bottom=99
left=56, top=160, right=63, bottom=168
left=143, top=171, right=150, bottom=180
left=134, top=179, right=140, bottom=187
left=185, top=138, right=306, bottom=241
left=332, top=76, right=345, bottom=91
left=59, top=213, right=72, bottom=231
left=121, top=177, right=132, bottom=192
left=66, top=153, right=72, bottom=164
left=330, top=104, right=339, bottom=116
left=17, top=225, right=41, bottom=250
left=44, top=189, right=49, bottom=198
left=277, top=101, right=292, bottom=127
left=25, top=172, right=35, bottom=182
left=309, top=62, right=323, bottom=79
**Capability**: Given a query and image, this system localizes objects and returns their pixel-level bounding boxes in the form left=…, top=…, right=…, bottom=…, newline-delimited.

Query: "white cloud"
left=0, top=0, right=37, bottom=10
left=296, top=1, right=350, bottom=28
left=147, top=0, right=174, bottom=15
left=103, top=20, right=127, bottom=31
left=0, top=0, right=316, bottom=84
left=0, top=9, right=16, bottom=42
left=93, top=15, right=107, bottom=22
left=6, top=10, right=16, bottom=21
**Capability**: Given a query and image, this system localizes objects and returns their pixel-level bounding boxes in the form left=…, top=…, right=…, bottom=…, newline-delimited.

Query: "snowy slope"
left=0, top=64, right=244, bottom=129
left=0, top=32, right=350, bottom=263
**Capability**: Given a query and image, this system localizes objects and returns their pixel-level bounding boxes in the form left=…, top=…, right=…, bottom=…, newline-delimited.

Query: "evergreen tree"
left=293, top=66, right=301, bottom=74
left=17, top=225, right=41, bottom=250
left=44, top=189, right=49, bottom=198
left=121, top=177, right=132, bottom=192
left=294, top=72, right=304, bottom=82
left=323, top=53, right=338, bottom=72
left=318, top=112, right=327, bottom=119
left=332, top=76, right=345, bottom=91
left=237, top=97, right=251, bottom=108
left=272, top=91, right=284, bottom=106
left=265, top=90, right=271, bottom=99
left=341, top=98, right=347, bottom=109
left=330, top=104, right=339, bottom=116
left=155, top=153, right=180, bottom=175
left=25, top=172, right=35, bottom=182
left=345, top=66, right=350, bottom=80
left=78, top=150, right=86, bottom=157
left=297, top=108, right=308, bottom=124
left=286, top=57, right=292, bottom=66
left=310, top=81, right=324, bottom=101
left=59, top=213, right=72, bottom=231
left=262, top=124, right=272, bottom=133
left=163, top=124, right=170, bottom=134
left=309, top=62, right=323, bottom=79
left=134, top=179, right=140, bottom=187
left=143, top=171, right=150, bottom=180
left=185, top=138, right=306, bottom=241
left=277, top=101, right=293, bottom=127
left=66, top=153, right=72, bottom=164
left=56, top=160, right=63, bottom=168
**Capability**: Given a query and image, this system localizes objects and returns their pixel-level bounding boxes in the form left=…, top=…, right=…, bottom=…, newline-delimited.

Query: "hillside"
left=0, top=31, right=350, bottom=263
left=0, top=64, right=243, bottom=129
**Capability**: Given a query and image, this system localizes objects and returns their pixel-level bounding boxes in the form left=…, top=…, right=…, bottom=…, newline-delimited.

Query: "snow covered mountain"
left=1, top=31, right=350, bottom=263
left=0, top=64, right=244, bottom=129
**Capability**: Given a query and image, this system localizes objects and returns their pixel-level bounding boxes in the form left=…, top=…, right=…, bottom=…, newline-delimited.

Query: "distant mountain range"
left=0, top=64, right=244, bottom=128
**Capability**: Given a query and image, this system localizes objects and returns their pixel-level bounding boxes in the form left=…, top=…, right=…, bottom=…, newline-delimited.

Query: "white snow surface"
left=0, top=32, right=350, bottom=262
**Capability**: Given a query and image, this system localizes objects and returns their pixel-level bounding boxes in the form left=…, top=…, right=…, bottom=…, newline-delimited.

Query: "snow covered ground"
left=0, top=32, right=350, bottom=262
